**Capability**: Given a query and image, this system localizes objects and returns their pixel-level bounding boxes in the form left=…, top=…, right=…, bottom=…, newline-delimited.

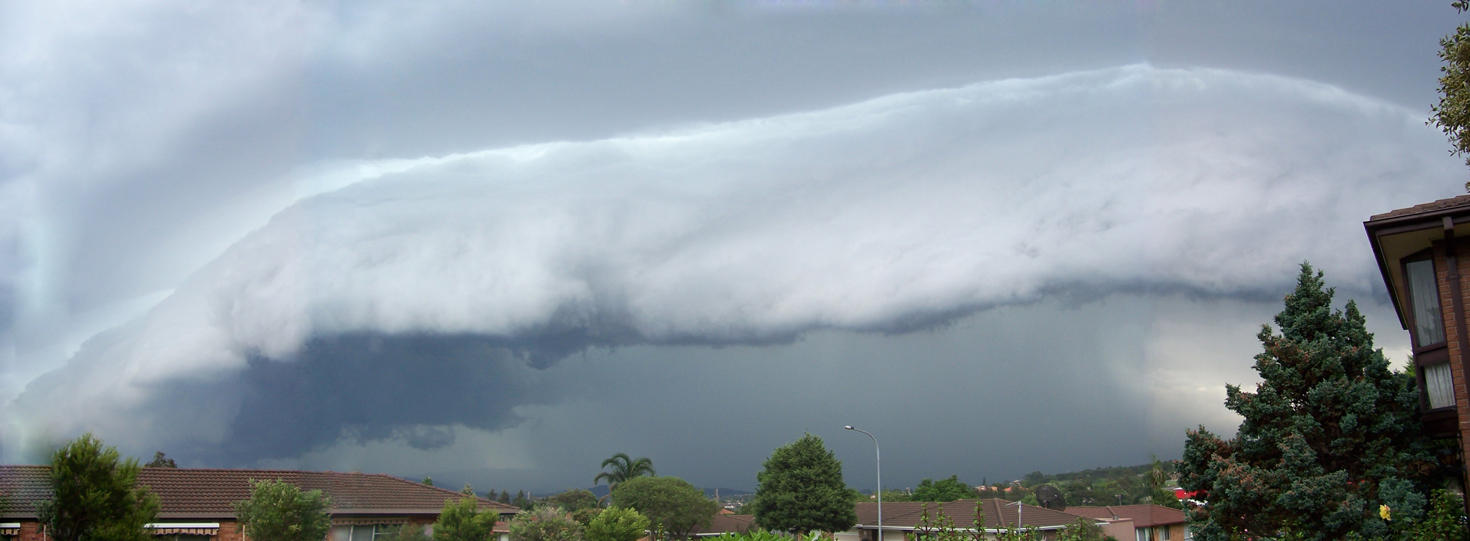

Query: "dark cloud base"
left=154, top=333, right=540, bottom=464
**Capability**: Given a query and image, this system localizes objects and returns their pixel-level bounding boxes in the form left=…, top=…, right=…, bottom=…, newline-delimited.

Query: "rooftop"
left=1064, top=504, right=1186, bottom=528
left=0, top=465, right=519, bottom=519
left=855, top=499, right=1090, bottom=531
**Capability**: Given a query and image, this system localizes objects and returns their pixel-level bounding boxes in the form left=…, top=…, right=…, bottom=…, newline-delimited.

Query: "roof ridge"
left=372, top=473, right=501, bottom=504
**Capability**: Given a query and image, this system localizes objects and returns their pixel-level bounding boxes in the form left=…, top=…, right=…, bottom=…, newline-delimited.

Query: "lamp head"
left=844, top=425, right=855, bottom=430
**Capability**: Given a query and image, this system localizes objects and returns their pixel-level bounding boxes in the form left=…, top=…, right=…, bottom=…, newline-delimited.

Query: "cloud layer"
left=3, top=64, right=1461, bottom=466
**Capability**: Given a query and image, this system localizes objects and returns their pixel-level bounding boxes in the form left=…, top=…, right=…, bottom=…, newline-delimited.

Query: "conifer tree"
left=1178, top=263, right=1441, bottom=540
left=37, top=433, right=159, bottom=541
left=751, top=433, right=857, bottom=534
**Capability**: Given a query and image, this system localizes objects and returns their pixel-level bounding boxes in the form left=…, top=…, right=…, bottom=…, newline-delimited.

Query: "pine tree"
left=1178, top=263, right=1442, bottom=540
left=37, top=434, right=159, bottom=541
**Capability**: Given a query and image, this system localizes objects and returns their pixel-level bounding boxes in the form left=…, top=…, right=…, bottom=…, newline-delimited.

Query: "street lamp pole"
left=844, top=425, right=881, bottom=541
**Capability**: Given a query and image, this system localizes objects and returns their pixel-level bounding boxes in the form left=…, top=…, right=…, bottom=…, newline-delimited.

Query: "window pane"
left=1407, top=258, right=1446, bottom=346
left=1427, top=362, right=1457, bottom=409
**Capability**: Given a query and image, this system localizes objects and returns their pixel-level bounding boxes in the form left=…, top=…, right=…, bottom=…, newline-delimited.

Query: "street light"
left=844, top=425, right=881, bottom=541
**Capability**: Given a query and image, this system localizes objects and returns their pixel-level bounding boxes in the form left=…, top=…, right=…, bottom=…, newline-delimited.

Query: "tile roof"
left=1366, top=194, right=1470, bottom=223
left=854, top=499, right=1089, bottom=531
left=693, top=513, right=756, bottom=535
left=1063, top=504, right=1186, bottom=528
left=0, top=465, right=519, bottom=519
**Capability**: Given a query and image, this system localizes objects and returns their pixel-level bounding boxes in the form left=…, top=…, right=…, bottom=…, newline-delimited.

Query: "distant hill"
left=588, top=485, right=753, bottom=500
left=1018, top=462, right=1172, bottom=487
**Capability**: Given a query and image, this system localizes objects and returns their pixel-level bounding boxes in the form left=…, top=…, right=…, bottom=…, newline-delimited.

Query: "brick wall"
left=10, top=519, right=248, bottom=541
left=1434, top=240, right=1470, bottom=495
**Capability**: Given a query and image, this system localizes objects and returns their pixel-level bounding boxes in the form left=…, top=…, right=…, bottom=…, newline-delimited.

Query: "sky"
left=1, top=0, right=1468, bottom=495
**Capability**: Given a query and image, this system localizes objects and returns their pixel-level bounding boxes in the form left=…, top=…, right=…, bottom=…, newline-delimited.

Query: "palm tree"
left=594, top=453, right=655, bottom=494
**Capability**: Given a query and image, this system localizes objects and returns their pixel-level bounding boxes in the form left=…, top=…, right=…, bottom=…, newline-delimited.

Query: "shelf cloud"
left=3, top=64, right=1459, bottom=465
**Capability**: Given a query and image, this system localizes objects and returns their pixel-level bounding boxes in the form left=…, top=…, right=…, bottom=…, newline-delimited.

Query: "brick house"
left=837, top=499, right=1103, bottom=541
left=1064, top=504, right=1187, bottom=541
left=0, top=465, right=519, bottom=540
left=1365, top=194, right=1470, bottom=495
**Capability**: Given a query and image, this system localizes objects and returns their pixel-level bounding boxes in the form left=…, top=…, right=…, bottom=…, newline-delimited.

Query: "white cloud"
left=2, top=64, right=1457, bottom=462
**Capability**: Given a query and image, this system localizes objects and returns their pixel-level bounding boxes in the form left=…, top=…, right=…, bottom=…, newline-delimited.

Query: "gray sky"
left=2, top=1, right=1467, bottom=494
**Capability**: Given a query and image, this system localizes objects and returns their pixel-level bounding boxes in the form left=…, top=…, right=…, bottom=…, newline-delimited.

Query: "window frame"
left=1402, top=249, right=1448, bottom=351
left=1401, top=249, right=1455, bottom=413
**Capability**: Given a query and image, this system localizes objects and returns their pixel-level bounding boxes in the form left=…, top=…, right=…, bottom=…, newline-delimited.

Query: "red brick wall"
left=15, top=521, right=43, bottom=541
left=1434, top=240, right=1470, bottom=495
left=11, top=519, right=247, bottom=541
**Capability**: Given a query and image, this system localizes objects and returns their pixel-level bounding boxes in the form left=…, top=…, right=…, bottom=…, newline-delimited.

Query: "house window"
left=153, top=536, right=211, bottom=541
left=1163, top=526, right=1171, bottom=540
left=336, top=524, right=415, bottom=540
left=1405, top=256, right=1446, bottom=347
left=1426, top=361, right=1457, bottom=409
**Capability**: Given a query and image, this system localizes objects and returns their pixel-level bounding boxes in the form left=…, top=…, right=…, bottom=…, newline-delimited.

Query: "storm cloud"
left=3, top=64, right=1458, bottom=470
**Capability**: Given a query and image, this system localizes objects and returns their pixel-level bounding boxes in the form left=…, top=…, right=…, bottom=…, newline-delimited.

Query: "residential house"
left=838, top=499, right=1102, bottom=541
left=690, top=514, right=757, bottom=537
left=1064, top=505, right=1187, bottom=541
left=1365, top=194, right=1470, bottom=494
left=0, top=465, right=520, bottom=541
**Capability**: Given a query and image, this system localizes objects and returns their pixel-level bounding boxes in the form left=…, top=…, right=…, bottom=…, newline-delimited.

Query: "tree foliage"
left=750, top=434, right=857, bottom=534
left=37, top=433, right=159, bottom=541
left=434, top=496, right=500, bottom=541
left=1177, top=263, right=1442, bottom=540
left=911, top=475, right=977, bottom=502
left=144, top=451, right=177, bottom=468
left=233, top=478, right=332, bottom=541
left=596, top=453, right=657, bottom=490
left=1435, top=0, right=1470, bottom=190
left=611, top=476, right=717, bottom=540
left=585, top=506, right=651, bottom=541
left=549, top=489, right=601, bottom=512
left=509, top=506, right=583, bottom=541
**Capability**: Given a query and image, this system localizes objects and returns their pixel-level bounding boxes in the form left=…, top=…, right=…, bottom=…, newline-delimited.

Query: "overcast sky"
left=2, top=1, right=1468, bottom=495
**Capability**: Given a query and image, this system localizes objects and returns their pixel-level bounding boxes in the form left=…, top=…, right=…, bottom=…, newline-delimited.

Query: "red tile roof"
left=693, top=514, right=756, bottom=535
left=1366, top=194, right=1470, bottom=224
left=855, top=499, right=1090, bottom=531
left=0, top=465, right=519, bottom=519
left=1064, top=504, right=1186, bottom=528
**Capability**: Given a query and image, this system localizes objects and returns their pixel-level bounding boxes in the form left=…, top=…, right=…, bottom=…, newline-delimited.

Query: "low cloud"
left=4, top=65, right=1459, bottom=464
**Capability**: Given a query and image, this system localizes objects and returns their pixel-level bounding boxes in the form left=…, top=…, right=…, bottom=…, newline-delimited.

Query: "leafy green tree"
left=584, top=506, right=650, bottom=541
left=911, top=476, right=976, bottom=502
left=509, top=506, right=583, bottom=541
left=596, top=453, right=657, bottom=492
left=1177, top=263, right=1440, bottom=541
left=611, top=476, right=717, bottom=540
left=878, top=489, right=911, bottom=502
left=462, top=483, right=477, bottom=496
left=433, top=496, right=499, bottom=541
left=423, top=476, right=434, bottom=486
left=37, top=433, right=159, bottom=541
left=233, top=478, right=332, bottom=541
left=513, top=490, right=533, bottom=509
left=1435, top=0, right=1470, bottom=190
left=549, top=489, right=600, bottom=511
left=499, top=490, right=512, bottom=504
left=750, top=434, right=857, bottom=534
left=1410, top=489, right=1470, bottom=540
left=144, top=451, right=177, bottom=468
